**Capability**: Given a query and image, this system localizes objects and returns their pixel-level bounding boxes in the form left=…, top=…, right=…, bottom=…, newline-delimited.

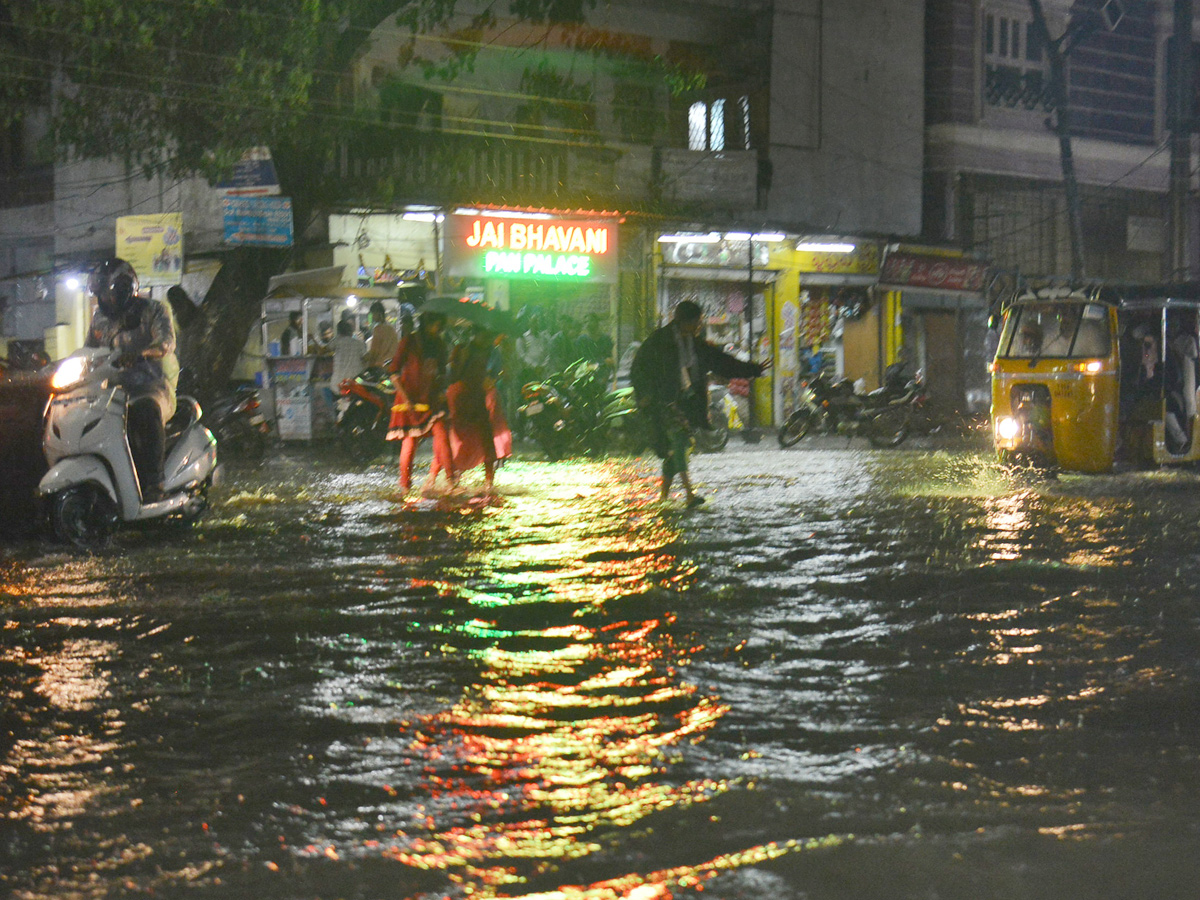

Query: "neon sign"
left=447, top=213, right=618, bottom=283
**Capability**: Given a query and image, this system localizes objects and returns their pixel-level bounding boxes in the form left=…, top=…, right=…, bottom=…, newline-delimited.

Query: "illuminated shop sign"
left=446, top=213, right=618, bottom=283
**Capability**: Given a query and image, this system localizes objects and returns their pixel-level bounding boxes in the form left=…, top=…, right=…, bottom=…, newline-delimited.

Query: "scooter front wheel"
left=50, top=484, right=118, bottom=550
left=778, top=407, right=818, bottom=448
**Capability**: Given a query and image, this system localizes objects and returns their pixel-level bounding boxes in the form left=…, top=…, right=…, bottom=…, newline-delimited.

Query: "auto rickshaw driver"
left=1042, top=307, right=1081, bottom=356
left=1017, top=321, right=1043, bottom=356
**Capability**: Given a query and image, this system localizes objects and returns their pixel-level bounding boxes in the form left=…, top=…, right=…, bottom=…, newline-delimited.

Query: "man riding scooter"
left=84, top=258, right=179, bottom=501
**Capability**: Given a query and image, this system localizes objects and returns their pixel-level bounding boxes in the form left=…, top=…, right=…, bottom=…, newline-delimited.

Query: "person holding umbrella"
left=386, top=311, right=454, bottom=496
left=441, top=325, right=512, bottom=496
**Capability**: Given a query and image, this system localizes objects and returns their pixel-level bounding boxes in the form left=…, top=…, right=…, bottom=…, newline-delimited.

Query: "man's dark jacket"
left=630, top=322, right=761, bottom=429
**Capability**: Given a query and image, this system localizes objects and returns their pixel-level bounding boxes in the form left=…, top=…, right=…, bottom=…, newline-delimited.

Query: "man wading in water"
left=630, top=300, right=769, bottom=506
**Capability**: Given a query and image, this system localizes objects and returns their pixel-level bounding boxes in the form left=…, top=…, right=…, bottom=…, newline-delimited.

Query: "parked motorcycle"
left=208, top=384, right=270, bottom=461
left=336, top=366, right=393, bottom=461
left=38, top=348, right=218, bottom=548
left=520, top=359, right=644, bottom=459
left=777, top=364, right=922, bottom=449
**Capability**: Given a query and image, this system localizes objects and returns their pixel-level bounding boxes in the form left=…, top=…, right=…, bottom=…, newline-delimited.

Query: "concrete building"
left=925, top=0, right=1178, bottom=282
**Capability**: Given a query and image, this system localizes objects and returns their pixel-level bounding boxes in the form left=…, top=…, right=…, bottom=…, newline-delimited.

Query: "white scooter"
left=38, top=347, right=219, bottom=548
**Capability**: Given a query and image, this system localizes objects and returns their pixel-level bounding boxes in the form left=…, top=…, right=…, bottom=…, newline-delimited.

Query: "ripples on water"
left=2, top=446, right=1200, bottom=899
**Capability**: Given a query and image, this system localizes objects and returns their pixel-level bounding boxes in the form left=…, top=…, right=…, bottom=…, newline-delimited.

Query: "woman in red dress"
left=386, top=312, right=454, bottom=494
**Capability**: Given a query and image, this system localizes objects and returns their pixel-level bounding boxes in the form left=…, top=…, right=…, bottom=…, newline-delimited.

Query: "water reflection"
left=293, top=461, right=824, bottom=898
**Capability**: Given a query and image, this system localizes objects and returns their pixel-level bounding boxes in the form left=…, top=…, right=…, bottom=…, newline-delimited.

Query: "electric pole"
left=1169, top=0, right=1194, bottom=281
left=1029, top=0, right=1088, bottom=280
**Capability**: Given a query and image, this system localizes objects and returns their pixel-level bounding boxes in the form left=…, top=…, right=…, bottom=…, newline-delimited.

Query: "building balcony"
left=331, top=132, right=758, bottom=214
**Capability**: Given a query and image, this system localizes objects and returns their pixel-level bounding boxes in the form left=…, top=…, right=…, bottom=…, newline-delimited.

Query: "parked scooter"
left=208, top=384, right=270, bottom=461
left=336, top=366, right=393, bottom=461
left=38, top=348, right=218, bottom=548
left=693, top=382, right=738, bottom=453
left=777, top=364, right=922, bottom=449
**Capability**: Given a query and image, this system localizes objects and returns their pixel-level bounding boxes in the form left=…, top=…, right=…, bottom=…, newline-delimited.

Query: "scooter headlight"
left=50, top=356, right=89, bottom=391
left=995, top=416, right=1021, bottom=441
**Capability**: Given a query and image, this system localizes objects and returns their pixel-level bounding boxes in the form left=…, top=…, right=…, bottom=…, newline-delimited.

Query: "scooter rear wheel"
left=216, top=418, right=267, bottom=462
left=865, top=405, right=912, bottom=448
left=51, top=484, right=118, bottom=550
left=338, top=404, right=387, bottom=463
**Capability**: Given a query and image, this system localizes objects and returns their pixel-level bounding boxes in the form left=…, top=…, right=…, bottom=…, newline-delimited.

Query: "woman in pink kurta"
left=444, top=327, right=511, bottom=494
left=386, top=313, right=454, bottom=493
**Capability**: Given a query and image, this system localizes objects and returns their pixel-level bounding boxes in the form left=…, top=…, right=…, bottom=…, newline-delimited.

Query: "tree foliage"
left=0, top=0, right=603, bottom=396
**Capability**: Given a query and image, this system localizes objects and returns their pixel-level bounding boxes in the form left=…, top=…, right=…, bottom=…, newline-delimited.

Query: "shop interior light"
left=454, top=207, right=553, bottom=220
left=402, top=211, right=443, bottom=222
left=65, top=277, right=81, bottom=290
left=797, top=241, right=856, bottom=253
left=346, top=296, right=358, bottom=307
left=724, top=232, right=788, bottom=242
left=658, top=232, right=721, bottom=243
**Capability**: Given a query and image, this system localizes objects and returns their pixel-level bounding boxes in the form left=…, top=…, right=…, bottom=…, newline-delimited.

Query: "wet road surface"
left=3, top=440, right=1200, bottom=899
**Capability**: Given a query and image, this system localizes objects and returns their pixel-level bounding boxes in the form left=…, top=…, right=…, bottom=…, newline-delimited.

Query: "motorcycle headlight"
left=995, top=416, right=1020, bottom=441
left=50, top=356, right=90, bottom=391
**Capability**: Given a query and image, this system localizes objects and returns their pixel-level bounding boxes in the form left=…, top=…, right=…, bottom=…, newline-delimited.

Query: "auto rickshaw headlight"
left=995, top=416, right=1020, bottom=441
left=1073, top=360, right=1104, bottom=374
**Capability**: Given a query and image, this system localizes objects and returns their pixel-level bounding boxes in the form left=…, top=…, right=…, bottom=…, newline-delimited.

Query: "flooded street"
left=3, top=441, right=1200, bottom=899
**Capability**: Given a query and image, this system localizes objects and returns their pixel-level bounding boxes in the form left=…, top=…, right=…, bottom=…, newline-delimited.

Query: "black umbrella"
left=419, top=295, right=515, bottom=334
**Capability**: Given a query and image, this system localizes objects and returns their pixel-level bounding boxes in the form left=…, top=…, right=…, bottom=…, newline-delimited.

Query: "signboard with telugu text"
left=222, top=197, right=294, bottom=247
left=445, top=213, right=618, bottom=283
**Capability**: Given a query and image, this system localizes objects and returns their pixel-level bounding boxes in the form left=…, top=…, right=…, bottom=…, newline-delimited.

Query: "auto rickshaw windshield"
left=998, top=301, right=1111, bottom=359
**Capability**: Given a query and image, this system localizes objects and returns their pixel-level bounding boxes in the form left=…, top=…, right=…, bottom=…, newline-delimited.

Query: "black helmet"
left=87, top=258, right=139, bottom=318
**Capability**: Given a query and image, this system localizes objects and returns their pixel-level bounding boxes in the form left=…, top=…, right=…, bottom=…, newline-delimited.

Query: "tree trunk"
left=179, top=246, right=289, bottom=406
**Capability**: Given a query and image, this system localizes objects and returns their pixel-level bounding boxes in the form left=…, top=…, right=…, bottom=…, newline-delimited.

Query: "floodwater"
left=3, top=441, right=1200, bottom=899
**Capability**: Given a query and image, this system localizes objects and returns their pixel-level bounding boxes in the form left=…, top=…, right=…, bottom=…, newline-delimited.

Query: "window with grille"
left=982, top=7, right=1050, bottom=110
left=687, top=97, right=751, bottom=152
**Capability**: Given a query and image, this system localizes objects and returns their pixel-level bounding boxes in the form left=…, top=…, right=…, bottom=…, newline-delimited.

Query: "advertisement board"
left=216, top=146, right=281, bottom=197
left=445, top=213, right=618, bottom=283
left=115, top=214, right=184, bottom=287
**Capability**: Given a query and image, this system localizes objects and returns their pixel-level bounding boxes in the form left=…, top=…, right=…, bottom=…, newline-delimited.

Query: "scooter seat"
left=165, top=396, right=201, bottom=442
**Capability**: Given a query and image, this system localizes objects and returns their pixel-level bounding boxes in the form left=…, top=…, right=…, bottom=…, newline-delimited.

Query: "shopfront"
left=332, top=207, right=629, bottom=372
left=877, top=246, right=992, bottom=415
left=443, top=210, right=621, bottom=323
left=773, top=241, right=886, bottom=419
left=657, top=232, right=784, bottom=427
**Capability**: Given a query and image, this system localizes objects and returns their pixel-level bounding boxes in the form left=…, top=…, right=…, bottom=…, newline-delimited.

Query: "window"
left=982, top=7, right=1050, bottom=110
left=687, top=97, right=751, bottom=152
left=998, top=303, right=1111, bottom=360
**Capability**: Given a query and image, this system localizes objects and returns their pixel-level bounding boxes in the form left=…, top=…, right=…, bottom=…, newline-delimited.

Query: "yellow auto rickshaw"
left=991, top=284, right=1200, bottom=472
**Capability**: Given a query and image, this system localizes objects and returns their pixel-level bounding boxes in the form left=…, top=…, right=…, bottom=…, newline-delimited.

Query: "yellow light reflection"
left=2, top=637, right=122, bottom=830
